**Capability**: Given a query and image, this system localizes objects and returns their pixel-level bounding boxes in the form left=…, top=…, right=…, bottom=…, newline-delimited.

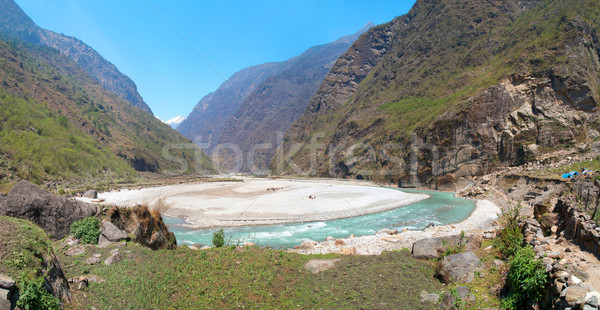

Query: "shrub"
left=17, top=276, right=60, bottom=310
left=494, top=204, right=524, bottom=258
left=70, top=217, right=100, bottom=244
left=501, top=245, right=548, bottom=309
left=212, top=229, right=225, bottom=248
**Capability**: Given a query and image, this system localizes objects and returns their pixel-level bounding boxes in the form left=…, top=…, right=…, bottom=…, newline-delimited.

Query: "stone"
left=295, top=240, right=317, bottom=250
left=436, top=252, right=483, bottom=284
left=335, top=239, right=345, bottom=246
left=484, top=245, right=493, bottom=251
left=326, top=236, right=335, bottom=241
left=85, top=257, right=101, bottom=265
left=583, top=304, right=596, bottom=310
left=564, top=285, right=591, bottom=306
left=585, top=293, right=599, bottom=307
left=376, top=229, right=398, bottom=235
left=412, top=235, right=481, bottom=259
left=0, top=180, right=98, bottom=239
left=93, top=253, right=101, bottom=258
left=0, top=275, right=15, bottom=290
left=86, top=275, right=105, bottom=283
left=77, top=279, right=88, bottom=290
left=568, top=275, right=583, bottom=286
left=339, top=247, right=356, bottom=255
left=304, top=259, right=341, bottom=274
left=554, top=279, right=565, bottom=295
left=483, top=232, right=496, bottom=239
left=555, top=271, right=570, bottom=282
left=100, top=221, right=129, bottom=242
left=546, top=251, right=562, bottom=259
left=82, top=190, right=98, bottom=199
left=114, top=241, right=127, bottom=247
left=97, top=234, right=111, bottom=248
left=65, top=246, right=85, bottom=256
left=492, top=259, right=504, bottom=268
left=104, top=252, right=123, bottom=266
left=419, top=290, right=439, bottom=304
left=64, top=235, right=80, bottom=246
left=0, top=288, right=12, bottom=300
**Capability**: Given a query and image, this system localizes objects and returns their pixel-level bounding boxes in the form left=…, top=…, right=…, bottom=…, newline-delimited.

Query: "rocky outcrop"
left=0, top=181, right=98, bottom=239
left=106, top=205, right=176, bottom=250
left=98, top=220, right=129, bottom=247
left=555, top=199, right=600, bottom=257
left=273, top=0, right=600, bottom=187
left=435, top=252, right=483, bottom=284
left=304, top=259, right=341, bottom=274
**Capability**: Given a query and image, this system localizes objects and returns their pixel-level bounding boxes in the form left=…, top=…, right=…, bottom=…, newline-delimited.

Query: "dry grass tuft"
left=149, top=197, right=172, bottom=220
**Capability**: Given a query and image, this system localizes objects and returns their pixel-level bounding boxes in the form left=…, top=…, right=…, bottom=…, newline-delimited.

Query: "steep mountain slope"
left=177, top=62, right=285, bottom=152
left=0, top=37, right=214, bottom=184
left=0, top=0, right=152, bottom=114
left=274, top=0, right=600, bottom=187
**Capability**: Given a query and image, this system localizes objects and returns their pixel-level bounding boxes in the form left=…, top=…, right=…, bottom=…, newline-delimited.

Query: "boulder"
left=563, top=285, right=591, bottom=306
left=0, top=275, right=14, bottom=290
left=295, top=240, right=317, bottom=250
left=106, top=205, right=177, bottom=250
left=440, top=286, right=475, bottom=310
left=65, top=246, right=85, bottom=257
left=0, top=181, right=98, bottom=239
left=304, top=259, right=341, bottom=274
left=419, top=291, right=439, bottom=304
left=85, top=257, right=101, bottom=265
left=436, top=252, right=483, bottom=284
left=82, top=190, right=98, bottom=199
left=104, top=251, right=123, bottom=266
left=100, top=220, right=129, bottom=242
left=412, top=235, right=481, bottom=259
left=64, top=235, right=80, bottom=246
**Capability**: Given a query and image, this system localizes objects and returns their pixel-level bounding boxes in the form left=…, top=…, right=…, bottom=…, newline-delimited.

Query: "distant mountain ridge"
left=165, top=116, right=186, bottom=129
left=179, top=23, right=373, bottom=172
left=0, top=0, right=153, bottom=114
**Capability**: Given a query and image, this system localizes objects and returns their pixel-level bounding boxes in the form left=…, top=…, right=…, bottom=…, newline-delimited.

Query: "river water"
left=163, top=188, right=475, bottom=249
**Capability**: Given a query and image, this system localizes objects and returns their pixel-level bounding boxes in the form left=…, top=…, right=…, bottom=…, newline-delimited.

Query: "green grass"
left=0, top=88, right=134, bottom=183
left=57, top=243, right=443, bottom=309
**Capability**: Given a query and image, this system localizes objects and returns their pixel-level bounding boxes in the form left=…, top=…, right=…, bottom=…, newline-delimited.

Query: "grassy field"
left=57, top=242, right=446, bottom=309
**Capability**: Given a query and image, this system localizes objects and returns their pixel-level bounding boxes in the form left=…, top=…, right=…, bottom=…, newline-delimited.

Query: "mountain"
left=165, top=116, right=186, bottom=129
left=179, top=23, right=372, bottom=172
left=0, top=13, right=214, bottom=184
left=273, top=0, right=600, bottom=187
left=0, top=0, right=152, bottom=114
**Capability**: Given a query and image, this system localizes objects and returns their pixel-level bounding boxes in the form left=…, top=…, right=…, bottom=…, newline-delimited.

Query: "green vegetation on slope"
left=0, top=89, right=134, bottom=183
left=58, top=245, right=442, bottom=309
left=0, top=216, right=61, bottom=309
left=0, top=36, right=215, bottom=185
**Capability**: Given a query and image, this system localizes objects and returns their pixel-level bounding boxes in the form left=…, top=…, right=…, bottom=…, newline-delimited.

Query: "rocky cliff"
left=179, top=24, right=371, bottom=172
left=273, top=0, right=600, bottom=187
left=0, top=0, right=152, bottom=114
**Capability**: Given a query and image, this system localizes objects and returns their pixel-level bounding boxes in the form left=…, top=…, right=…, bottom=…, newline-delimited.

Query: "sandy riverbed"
left=82, top=178, right=429, bottom=228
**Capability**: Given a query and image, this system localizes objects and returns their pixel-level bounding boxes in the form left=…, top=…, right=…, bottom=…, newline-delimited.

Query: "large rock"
left=436, top=252, right=483, bottom=284
left=107, top=205, right=176, bottom=250
left=412, top=235, right=481, bottom=259
left=100, top=220, right=129, bottom=242
left=104, top=251, right=123, bottom=266
left=82, top=190, right=98, bottom=199
left=0, top=181, right=98, bottom=239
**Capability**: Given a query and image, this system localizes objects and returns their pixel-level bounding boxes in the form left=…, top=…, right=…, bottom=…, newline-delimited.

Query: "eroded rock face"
left=0, top=181, right=98, bottom=239
left=106, top=206, right=176, bottom=250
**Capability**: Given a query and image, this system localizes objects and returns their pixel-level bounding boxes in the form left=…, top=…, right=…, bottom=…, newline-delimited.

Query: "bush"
left=70, top=217, right=100, bottom=244
left=17, top=276, right=60, bottom=310
left=501, top=245, right=548, bottom=309
left=494, top=204, right=524, bottom=258
left=212, top=229, right=225, bottom=248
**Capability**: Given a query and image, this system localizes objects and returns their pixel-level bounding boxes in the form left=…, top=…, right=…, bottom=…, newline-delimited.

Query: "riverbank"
left=82, top=178, right=429, bottom=228
left=289, top=199, right=501, bottom=255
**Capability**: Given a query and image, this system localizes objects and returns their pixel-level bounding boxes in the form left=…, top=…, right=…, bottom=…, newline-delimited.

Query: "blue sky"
left=15, top=1, right=416, bottom=121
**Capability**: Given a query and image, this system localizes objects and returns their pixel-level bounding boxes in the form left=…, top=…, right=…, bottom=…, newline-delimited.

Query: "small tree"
left=212, top=229, right=225, bottom=247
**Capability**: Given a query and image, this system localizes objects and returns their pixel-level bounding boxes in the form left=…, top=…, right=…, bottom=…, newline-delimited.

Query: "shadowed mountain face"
left=273, top=0, right=600, bottom=187
left=178, top=24, right=372, bottom=172
left=0, top=0, right=152, bottom=114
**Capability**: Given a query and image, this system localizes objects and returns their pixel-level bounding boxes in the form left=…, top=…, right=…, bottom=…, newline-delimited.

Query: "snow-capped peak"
left=164, top=115, right=186, bottom=129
